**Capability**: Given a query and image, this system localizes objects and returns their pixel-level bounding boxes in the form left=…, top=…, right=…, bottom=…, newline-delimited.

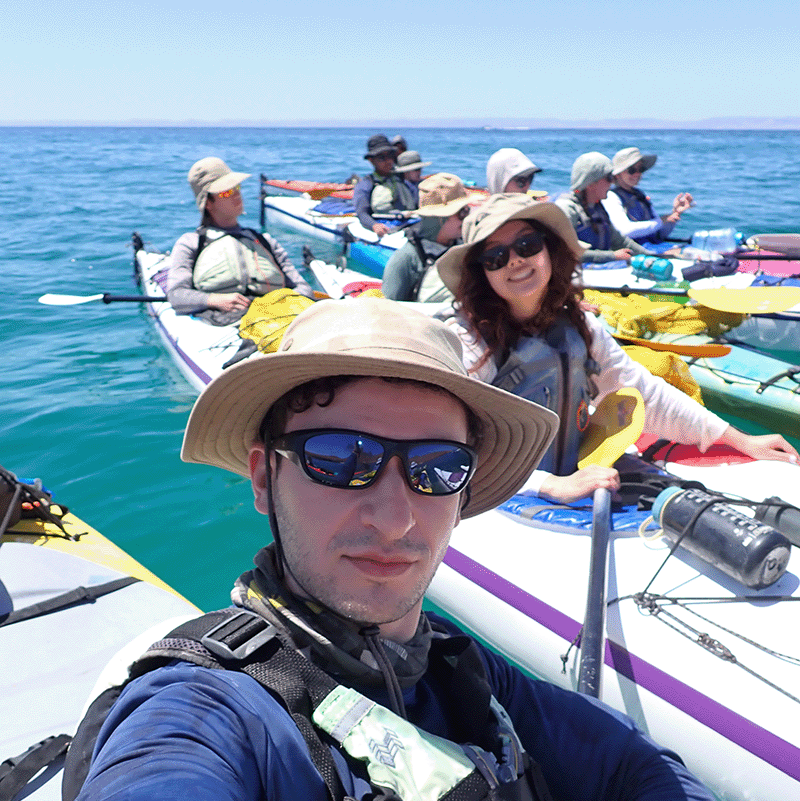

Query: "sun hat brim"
left=612, top=148, right=657, bottom=176
left=181, top=299, right=558, bottom=518
left=415, top=191, right=484, bottom=218
left=394, top=160, right=432, bottom=173
left=435, top=196, right=585, bottom=295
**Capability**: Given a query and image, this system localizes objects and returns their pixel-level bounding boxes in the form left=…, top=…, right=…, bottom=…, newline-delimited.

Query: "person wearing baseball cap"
left=435, top=193, right=798, bottom=504
left=166, top=157, right=311, bottom=326
left=554, top=151, right=653, bottom=264
left=78, top=295, right=719, bottom=801
left=353, top=135, right=416, bottom=238
left=602, top=146, right=694, bottom=245
left=383, top=173, right=480, bottom=303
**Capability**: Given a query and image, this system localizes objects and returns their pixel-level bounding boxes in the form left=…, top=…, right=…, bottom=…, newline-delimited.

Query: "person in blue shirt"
left=353, top=135, right=416, bottom=238
left=77, top=298, right=716, bottom=801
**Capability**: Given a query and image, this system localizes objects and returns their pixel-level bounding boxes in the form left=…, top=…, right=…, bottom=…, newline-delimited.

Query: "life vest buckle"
left=200, top=609, right=278, bottom=662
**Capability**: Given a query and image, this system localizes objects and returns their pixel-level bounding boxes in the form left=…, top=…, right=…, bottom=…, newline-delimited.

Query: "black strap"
left=0, top=577, right=140, bottom=628
left=0, top=734, right=71, bottom=801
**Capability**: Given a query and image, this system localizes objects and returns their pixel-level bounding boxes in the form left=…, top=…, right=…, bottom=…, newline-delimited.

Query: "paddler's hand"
left=538, top=466, right=621, bottom=504
left=612, top=248, right=633, bottom=262
left=718, top=427, right=800, bottom=465
left=372, top=223, right=392, bottom=238
left=208, top=292, right=252, bottom=313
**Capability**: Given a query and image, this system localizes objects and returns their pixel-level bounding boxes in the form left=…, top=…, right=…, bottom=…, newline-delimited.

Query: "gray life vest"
left=193, top=228, right=285, bottom=295
left=370, top=174, right=416, bottom=213
left=492, top=318, right=598, bottom=475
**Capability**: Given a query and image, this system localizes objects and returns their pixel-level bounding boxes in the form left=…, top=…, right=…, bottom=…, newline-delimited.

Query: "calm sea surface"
left=2, top=126, right=799, bottom=610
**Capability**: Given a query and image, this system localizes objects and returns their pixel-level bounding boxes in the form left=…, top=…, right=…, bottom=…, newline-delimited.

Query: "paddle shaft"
left=577, top=487, right=613, bottom=698
left=101, top=294, right=167, bottom=303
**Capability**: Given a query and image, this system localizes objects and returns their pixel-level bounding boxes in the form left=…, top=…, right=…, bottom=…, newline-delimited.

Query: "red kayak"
left=263, top=179, right=354, bottom=200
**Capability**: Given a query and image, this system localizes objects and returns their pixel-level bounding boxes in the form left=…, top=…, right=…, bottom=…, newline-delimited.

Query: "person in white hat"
left=602, top=146, right=694, bottom=245
left=436, top=194, right=798, bottom=503
left=166, top=157, right=312, bottom=326
left=486, top=147, right=547, bottom=198
left=76, top=297, right=718, bottom=801
left=554, top=151, right=654, bottom=264
left=382, top=173, right=477, bottom=303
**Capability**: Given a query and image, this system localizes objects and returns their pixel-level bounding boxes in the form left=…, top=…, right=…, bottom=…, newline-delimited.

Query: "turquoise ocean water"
left=2, top=126, right=799, bottom=611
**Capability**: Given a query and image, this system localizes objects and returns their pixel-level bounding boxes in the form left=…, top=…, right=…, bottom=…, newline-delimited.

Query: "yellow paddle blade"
left=578, top=388, right=645, bottom=469
left=688, top=287, right=800, bottom=314
left=610, top=332, right=731, bottom=358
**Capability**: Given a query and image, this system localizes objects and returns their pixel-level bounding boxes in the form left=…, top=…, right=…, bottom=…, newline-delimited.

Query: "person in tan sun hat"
left=435, top=192, right=798, bottom=505
left=602, top=146, right=694, bottom=245
left=166, top=157, right=312, bottom=326
left=77, top=294, right=719, bottom=801
left=382, top=173, right=481, bottom=303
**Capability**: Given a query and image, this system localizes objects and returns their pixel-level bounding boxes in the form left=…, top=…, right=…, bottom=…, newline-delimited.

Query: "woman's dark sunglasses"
left=627, top=164, right=645, bottom=175
left=271, top=429, right=477, bottom=496
left=478, top=230, right=546, bottom=271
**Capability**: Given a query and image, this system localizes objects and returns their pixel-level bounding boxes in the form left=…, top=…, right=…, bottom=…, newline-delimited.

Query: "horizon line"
left=3, top=115, right=800, bottom=131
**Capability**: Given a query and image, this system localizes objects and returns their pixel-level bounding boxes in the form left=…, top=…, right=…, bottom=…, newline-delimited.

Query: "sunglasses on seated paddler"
left=477, top=230, right=547, bottom=271
left=271, top=429, right=477, bottom=495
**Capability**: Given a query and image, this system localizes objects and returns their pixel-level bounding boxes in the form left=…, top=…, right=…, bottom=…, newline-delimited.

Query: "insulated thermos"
left=630, top=255, right=674, bottom=282
left=651, top=487, right=791, bottom=589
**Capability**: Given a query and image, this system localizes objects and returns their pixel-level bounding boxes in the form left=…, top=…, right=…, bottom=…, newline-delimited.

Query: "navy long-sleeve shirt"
left=78, top=614, right=714, bottom=801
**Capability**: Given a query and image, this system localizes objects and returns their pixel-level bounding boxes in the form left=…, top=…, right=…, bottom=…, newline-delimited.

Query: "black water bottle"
left=651, top=487, right=791, bottom=589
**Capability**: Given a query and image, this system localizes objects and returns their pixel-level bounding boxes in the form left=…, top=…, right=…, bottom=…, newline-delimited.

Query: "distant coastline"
left=4, top=116, right=800, bottom=130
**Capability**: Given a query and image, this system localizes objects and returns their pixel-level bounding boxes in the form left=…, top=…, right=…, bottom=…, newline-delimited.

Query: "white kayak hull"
left=1, top=491, right=200, bottom=799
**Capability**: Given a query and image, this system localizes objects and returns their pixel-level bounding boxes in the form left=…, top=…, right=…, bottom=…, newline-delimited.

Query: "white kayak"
left=132, top=234, right=245, bottom=392
left=0, top=472, right=200, bottom=800
left=263, top=194, right=410, bottom=278
left=428, top=443, right=800, bottom=801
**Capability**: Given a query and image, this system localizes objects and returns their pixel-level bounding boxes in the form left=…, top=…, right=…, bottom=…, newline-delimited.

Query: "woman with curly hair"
left=434, top=193, right=798, bottom=503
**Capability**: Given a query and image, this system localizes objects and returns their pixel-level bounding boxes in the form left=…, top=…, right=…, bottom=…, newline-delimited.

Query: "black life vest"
left=62, top=609, right=556, bottom=801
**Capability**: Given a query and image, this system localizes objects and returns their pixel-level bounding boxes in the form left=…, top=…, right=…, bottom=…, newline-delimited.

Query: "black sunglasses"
left=627, top=164, right=644, bottom=175
left=512, top=174, right=533, bottom=188
left=271, top=428, right=477, bottom=496
left=477, top=230, right=546, bottom=271
left=456, top=205, right=471, bottom=221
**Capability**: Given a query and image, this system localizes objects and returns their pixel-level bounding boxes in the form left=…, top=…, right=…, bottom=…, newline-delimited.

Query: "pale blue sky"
left=3, top=0, right=799, bottom=125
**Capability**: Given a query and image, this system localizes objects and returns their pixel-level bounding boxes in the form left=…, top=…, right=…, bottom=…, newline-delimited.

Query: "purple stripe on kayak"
left=442, top=547, right=800, bottom=783
left=149, top=307, right=213, bottom=386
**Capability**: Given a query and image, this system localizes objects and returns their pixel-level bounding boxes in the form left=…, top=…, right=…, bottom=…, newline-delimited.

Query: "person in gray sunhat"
left=75, top=296, right=719, bottom=801
left=435, top=193, right=798, bottom=504
left=353, top=134, right=416, bottom=238
left=166, top=157, right=312, bottom=326
left=555, top=151, right=655, bottom=264
left=393, top=150, right=432, bottom=206
left=382, top=173, right=478, bottom=303
left=603, top=146, right=694, bottom=245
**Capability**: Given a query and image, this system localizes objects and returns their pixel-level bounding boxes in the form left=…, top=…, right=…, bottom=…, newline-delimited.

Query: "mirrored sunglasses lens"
left=304, top=433, right=383, bottom=487
left=406, top=443, right=473, bottom=494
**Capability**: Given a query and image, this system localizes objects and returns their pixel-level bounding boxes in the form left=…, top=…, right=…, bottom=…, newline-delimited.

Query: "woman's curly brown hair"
left=456, top=220, right=592, bottom=372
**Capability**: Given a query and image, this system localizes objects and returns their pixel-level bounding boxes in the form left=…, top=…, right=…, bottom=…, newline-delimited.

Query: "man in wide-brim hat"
left=78, top=296, right=717, bottom=801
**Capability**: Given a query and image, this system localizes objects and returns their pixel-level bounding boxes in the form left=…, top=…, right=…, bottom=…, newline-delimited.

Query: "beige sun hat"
left=435, top=194, right=586, bottom=294
left=182, top=297, right=558, bottom=517
left=415, top=173, right=482, bottom=218
left=188, top=157, right=251, bottom=212
left=611, top=147, right=657, bottom=176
